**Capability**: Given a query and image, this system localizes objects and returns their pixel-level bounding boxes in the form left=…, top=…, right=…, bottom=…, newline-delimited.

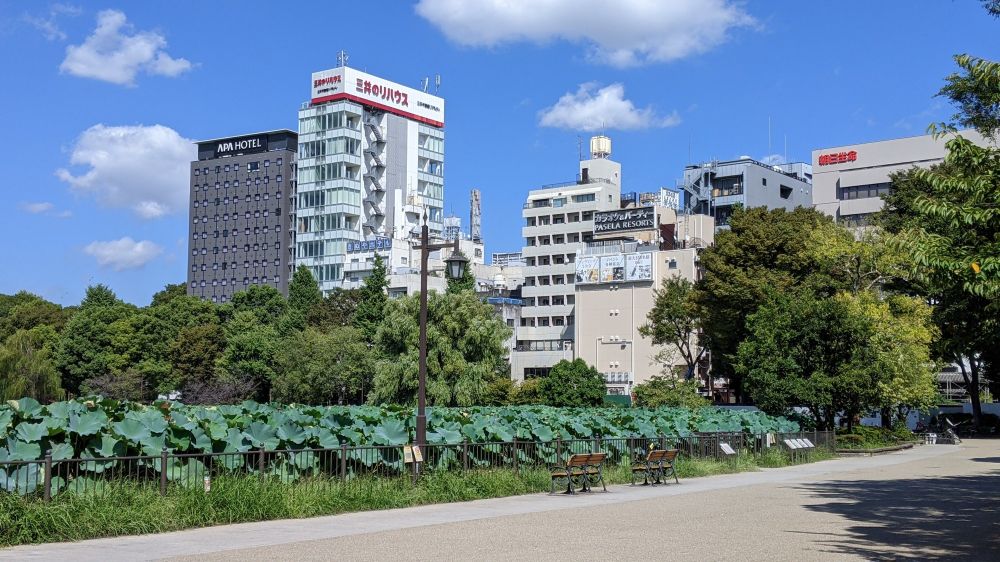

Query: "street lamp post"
left=414, top=215, right=469, bottom=446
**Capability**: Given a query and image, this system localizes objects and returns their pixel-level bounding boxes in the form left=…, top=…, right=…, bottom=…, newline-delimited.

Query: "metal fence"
left=0, top=431, right=834, bottom=501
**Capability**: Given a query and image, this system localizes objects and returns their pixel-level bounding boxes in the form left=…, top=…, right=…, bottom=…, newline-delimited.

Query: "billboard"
left=310, top=67, right=445, bottom=127
left=213, top=134, right=268, bottom=159
left=593, top=207, right=656, bottom=234
left=575, top=256, right=600, bottom=285
left=660, top=189, right=680, bottom=211
left=600, top=255, right=625, bottom=283
left=625, top=252, right=653, bottom=281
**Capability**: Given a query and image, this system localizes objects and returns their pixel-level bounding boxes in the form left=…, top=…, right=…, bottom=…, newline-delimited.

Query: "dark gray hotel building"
left=187, top=130, right=297, bottom=303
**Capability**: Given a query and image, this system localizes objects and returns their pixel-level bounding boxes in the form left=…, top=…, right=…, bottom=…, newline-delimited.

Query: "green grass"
left=0, top=449, right=834, bottom=547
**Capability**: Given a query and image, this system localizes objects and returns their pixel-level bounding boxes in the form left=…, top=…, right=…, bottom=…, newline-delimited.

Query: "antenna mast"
left=337, top=50, right=349, bottom=68
left=470, top=189, right=482, bottom=242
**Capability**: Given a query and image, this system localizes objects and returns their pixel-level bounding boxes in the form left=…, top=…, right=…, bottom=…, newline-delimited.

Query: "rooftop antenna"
left=577, top=135, right=583, bottom=161
left=784, top=134, right=788, bottom=165
left=336, top=50, right=349, bottom=68
left=421, top=77, right=429, bottom=92
left=434, top=74, right=441, bottom=94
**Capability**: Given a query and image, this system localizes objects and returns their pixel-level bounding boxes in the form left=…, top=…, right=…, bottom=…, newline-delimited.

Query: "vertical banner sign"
left=625, top=253, right=653, bottom=281
left=575, top=256, right=600, bottom=284
left=600, top=255, right=625, bottom=282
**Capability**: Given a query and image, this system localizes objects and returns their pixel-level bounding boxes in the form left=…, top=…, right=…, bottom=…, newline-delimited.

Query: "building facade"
left=187, top=130, right=297, bottom=303
left=491, top=251, right=525, bottom=267
left=295, top=63, right=446, bottom=293
left=812, top=130, right=985, bottom=227
left=678, top=158, right=813, bottom=228
left=512, top=136, right=622, bottom=380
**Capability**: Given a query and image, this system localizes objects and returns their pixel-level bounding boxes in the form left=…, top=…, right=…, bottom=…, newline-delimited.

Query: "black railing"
left=0, top=431, right=834, bottom=500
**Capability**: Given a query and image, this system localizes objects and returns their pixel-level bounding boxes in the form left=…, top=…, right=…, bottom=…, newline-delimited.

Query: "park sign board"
left=593, top=206, right=656, bottom=234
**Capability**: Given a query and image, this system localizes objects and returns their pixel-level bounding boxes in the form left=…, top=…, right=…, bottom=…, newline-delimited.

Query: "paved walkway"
left=4, top=441, right=999, bottom=561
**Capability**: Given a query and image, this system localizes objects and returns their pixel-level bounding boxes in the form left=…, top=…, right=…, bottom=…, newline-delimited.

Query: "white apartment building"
left=812, top=130, right=985, bottom=226
left=295, top=62, right=446, bottom=292
left=512, top=136, right=622, bottom=380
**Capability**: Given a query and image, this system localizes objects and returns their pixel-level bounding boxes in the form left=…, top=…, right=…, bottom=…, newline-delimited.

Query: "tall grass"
left=0, top=449, right=833, bottom=547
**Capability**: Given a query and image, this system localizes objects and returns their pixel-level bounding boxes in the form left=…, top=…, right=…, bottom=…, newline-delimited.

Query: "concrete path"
left=4, top=441, right=998, bottom=561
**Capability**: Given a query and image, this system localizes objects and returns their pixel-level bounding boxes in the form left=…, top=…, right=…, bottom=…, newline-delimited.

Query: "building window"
left=840, top=182, right=891, bottom=200
left=711, top=175, right=743, bottom=197
left=840, top=213, right=873, bottom=228
left=780, top=185, right=793, bottom=199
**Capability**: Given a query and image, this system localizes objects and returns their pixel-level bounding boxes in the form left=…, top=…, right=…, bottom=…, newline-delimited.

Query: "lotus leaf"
left=69, top=411, right=107, bottom=436
left=6, top=439, right=41, bottom=461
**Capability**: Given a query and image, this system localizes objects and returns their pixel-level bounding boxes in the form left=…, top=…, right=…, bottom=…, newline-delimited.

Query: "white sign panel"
left=660, top=189, right=680, bottom=210
left=575, top=256, right=600, bottom=285
left=625, top=253, right=653, bottom=282
left=599, top=255, right=625, bottom=283
left=310, top=67, right=445, bottom=126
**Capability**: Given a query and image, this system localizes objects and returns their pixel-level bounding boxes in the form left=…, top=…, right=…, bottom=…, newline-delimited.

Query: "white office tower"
left=295, top=61, right=446, bottom=292
left=512, top=136, right=622, bottom=381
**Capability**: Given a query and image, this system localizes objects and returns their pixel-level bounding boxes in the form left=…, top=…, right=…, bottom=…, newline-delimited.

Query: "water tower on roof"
left=590, top=135, right=612, bottom=159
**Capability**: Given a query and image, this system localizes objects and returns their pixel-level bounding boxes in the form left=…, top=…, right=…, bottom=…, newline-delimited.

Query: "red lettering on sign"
left=818, top=150, right=858, bottom=166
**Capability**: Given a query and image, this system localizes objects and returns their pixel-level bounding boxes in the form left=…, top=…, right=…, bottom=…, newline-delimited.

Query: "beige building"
left=812, top=130, right=985, bottom=226
left=573, top=208, right=714, bottom=395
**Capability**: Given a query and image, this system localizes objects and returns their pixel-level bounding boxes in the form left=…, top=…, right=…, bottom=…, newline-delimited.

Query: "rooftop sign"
left=310, top=67, right=445, bottom=127
left=593, top=206, right=656, bottom=234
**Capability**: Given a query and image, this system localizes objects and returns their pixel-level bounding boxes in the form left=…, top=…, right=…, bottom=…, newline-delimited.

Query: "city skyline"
left=2, top=0, right=997, bottom=305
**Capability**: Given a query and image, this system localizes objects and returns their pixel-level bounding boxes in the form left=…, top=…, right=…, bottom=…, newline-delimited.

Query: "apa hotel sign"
left=214, top=135, right=268, bottom=158
left=594, top=206, right=656, bottom=234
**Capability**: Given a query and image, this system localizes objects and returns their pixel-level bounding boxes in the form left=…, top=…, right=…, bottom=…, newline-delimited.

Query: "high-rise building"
left=512, top=136, right=622, bottom=380
left=187, top=130, right=298, bottom=303
left=678, top=157, right=812, bottom=228
left=811, top=130, right=985, bottom=227
left=294, top=61, right=446, bottom=293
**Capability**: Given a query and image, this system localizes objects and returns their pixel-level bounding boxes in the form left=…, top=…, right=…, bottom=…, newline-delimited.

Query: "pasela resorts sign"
left=594, top=206, right=656, bottom=234
left=214, top=135, right=268, bottom=158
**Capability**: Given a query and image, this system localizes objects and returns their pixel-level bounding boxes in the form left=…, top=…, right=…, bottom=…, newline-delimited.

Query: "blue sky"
left=1, top=0, right=997, bottom=306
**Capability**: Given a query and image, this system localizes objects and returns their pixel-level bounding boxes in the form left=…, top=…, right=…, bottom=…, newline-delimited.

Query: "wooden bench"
left=550, top=452, right=608, bottom=494
left=631, top=448, right=679, bottom=486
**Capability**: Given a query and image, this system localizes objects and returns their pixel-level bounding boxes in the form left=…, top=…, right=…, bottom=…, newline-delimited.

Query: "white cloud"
left=23, top=4, right=81, bottom=41
left=60, top=10, right=192, bottom=86
left=22, top=202, right=55, bottom=214
left=539, top=83, right=680, bottom=132
left=56, top=124, right=195, bottom=219
left=415, top=0, right=755, bottom=67
left=83, top=237, right=163, bottom=271
left=760, top=154, right=786, bottom=165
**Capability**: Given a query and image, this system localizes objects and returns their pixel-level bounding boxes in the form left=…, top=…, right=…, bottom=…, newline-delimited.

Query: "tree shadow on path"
left=796, top=470, right=1000, bottom=560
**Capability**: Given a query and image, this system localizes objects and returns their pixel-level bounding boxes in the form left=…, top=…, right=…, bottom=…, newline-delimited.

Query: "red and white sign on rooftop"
left=310, top=67, right=445, bottom=128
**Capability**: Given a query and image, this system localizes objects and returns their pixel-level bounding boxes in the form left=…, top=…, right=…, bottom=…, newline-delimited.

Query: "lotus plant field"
left=0, top=398, right=798, bottom=495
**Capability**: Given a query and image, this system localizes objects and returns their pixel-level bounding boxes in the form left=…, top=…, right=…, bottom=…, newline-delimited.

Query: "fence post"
left=593, top=435, right=600, bottom=454
left=512, top=439, right=519, bottom=474
left=340, top=444, right=347, bottom=481
left=556, top=438, right=562, bottom=462
left=462, top=439, right=469, bottom=471
left=160, top=447, right=168, bottom=496
left=258, top=448, right=265, bottom=481
left=43, top=452, right=52, bottom=502
left=659, top=434, right=666, bottom=451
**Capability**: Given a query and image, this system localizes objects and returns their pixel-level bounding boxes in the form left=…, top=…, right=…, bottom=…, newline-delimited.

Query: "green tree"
left=354, top=254, right=388, bottom=343
left=168, top=323, right=227, bottom=389
left=288, top=265, right=323, bottom=318
left=446, top=251, right=476, bottom=294
left=272, top=326, right=376, bottom=404
left=218, top=311, right=280, bottom=402
left=480, top=377, right=515, bottom=406
left=639, top=277, right=705, bottom=381
left=537, top=359, right=606, bottom=407
left=632, top=377, right=708, bottom=409
left=150, top=283, right=188, bottom=307
left=696, top=207, right=847, bottom=401
left=509, top=378, right=544, bottom=405
left=0, top=292, right=72, bottom=343
left=227, top=285, right=287, bottom=326
left=878, top=55, right=1000, bottom=427
left=308, top=288, right=361, bottom=331
left=53, top=285, right=135, bottom=395
left=0, top=325, right=64, bottom=402
left=368, top=290, right=510, bottom=406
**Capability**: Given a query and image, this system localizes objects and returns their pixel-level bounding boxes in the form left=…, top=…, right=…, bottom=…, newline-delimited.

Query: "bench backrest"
left=567, top=453, right=607, bottom=467
left=647, top=449, right=679, bottom=463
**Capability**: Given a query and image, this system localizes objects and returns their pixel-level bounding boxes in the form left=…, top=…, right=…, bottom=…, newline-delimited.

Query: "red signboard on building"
left=818, top=150, right=857, bottom=166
